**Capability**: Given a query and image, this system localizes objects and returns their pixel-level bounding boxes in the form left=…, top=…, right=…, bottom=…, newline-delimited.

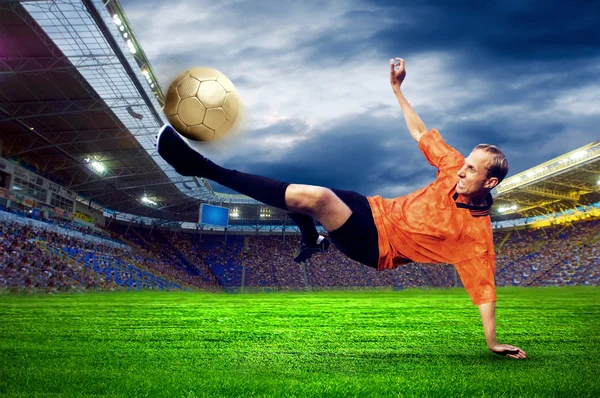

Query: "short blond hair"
left=474, top=144, right=509, bottom=183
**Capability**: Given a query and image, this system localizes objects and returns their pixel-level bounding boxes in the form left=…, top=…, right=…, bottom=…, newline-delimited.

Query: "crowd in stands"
left=97, top=216, right=600, bottom=291
left=1, top=207, right=598, bottom=293
left=0, top=212, right=210, bottom=293
left=107, top=223, right=220, bottom=289
left=2, top=206, right=117, bottom=243
left=0, top=220, right=118, bottom=292
left=495, top=218, right=600, bottom=287
left=239, top=235, right=455, bottom=290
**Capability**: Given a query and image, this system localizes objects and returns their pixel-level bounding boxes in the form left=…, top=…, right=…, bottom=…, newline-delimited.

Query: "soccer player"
left=156, top=58, right=526, bottom=359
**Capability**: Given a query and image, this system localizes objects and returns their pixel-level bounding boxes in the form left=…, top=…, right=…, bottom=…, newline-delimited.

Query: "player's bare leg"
left=284, top=184, right=352, bottom=231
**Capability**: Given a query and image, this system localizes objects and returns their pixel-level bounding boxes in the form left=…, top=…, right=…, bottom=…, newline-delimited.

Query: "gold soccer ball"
left=163, top=67, right=240, bottom=141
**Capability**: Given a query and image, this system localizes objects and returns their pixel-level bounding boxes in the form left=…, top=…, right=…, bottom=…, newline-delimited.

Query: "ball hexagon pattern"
left=176, top=76, right=200, bottom=98
left=163, top=67, right=240, bottom=142
left=178, top=97, right=206, bottom=126
left=196, top=81, right=227, bottom=108
left=204, top=108, right=227, bottom=130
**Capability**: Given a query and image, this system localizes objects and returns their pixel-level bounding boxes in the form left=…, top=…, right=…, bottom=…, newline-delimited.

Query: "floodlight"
left=142, top=196, right=157, bottom=206
left=90, top=161, right=105, bottom=173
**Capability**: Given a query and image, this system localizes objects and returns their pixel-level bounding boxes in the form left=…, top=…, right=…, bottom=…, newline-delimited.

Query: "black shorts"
left=328, top=188, right=379, bottom=269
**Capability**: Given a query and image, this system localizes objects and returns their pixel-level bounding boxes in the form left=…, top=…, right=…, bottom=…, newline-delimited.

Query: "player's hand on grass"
left=489, top=344, right=527, bottom=359
left=390, top=57, right=406, bottom=90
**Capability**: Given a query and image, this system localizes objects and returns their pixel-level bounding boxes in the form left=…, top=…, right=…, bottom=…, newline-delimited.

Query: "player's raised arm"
left=390, top=58, right=428, bottom=143
left=478, top=302, right=527, bottom=359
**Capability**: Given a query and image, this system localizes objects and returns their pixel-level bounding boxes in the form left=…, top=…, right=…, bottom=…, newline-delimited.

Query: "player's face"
left=456, top=149, right=497, bottom=202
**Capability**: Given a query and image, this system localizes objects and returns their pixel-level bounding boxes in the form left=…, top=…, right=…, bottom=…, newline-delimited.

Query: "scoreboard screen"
left=199, top=204, right=229, bottom=227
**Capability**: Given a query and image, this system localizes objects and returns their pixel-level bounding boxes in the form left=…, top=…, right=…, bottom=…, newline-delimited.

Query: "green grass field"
left=0, top=287, right=598, bottom=397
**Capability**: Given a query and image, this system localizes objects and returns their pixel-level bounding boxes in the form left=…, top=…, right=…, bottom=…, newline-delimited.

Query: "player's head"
left=456, top=144, right=508, bottom=202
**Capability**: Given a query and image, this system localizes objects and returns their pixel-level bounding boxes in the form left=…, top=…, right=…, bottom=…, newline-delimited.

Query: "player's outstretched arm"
left=390, top=58, right=427, bottom=143
left=478, top=302, right=527, bottom=359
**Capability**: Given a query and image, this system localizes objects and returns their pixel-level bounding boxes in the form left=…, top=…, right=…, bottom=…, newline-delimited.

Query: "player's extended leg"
left=157, top=125, right=349, bottom=257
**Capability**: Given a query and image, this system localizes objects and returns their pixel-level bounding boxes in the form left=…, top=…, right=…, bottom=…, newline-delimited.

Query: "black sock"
left=202, top=159, right=289, bottom=210
left=287, top=212, right=319, bottom=246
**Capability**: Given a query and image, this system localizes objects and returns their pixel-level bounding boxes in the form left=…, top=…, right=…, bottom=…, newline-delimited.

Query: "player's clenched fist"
left=390, top=57, right=406, bottom=90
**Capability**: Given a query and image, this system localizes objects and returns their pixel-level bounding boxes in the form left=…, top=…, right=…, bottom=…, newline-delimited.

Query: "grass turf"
left=0, top=286, right=598, bottom=397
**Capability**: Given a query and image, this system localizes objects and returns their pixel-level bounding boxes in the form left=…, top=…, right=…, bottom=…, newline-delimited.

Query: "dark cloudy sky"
left=122, top=0, right=600, bottom=198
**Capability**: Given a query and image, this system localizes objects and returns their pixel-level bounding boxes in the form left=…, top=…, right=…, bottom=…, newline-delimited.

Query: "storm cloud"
left=122, top=0, right=600, bottom=198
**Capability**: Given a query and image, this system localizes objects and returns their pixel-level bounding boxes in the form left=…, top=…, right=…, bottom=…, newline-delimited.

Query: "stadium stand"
left=0, top=210, right=208, bottom=292
left=495, top=218, right=599, bottom=287
left=4, top=206, right=597, bottom=294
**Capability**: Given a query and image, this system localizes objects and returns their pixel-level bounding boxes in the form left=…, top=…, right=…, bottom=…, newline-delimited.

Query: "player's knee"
left=313, top=188, right=337, bottom=212
left=286, top=185, right=333, bottom=214
left=306, top=188, right=340, bottom=218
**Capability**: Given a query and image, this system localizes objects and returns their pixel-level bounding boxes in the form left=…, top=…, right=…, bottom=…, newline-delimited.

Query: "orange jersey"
left=367, top=129, right=496, bottom=305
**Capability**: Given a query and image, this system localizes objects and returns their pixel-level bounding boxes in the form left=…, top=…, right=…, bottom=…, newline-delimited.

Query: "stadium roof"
left=492, top=141, right=600, bottom=221
left=0, top=0, right=598, bottom=226
left=0, top=0, right=257, bottom=223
